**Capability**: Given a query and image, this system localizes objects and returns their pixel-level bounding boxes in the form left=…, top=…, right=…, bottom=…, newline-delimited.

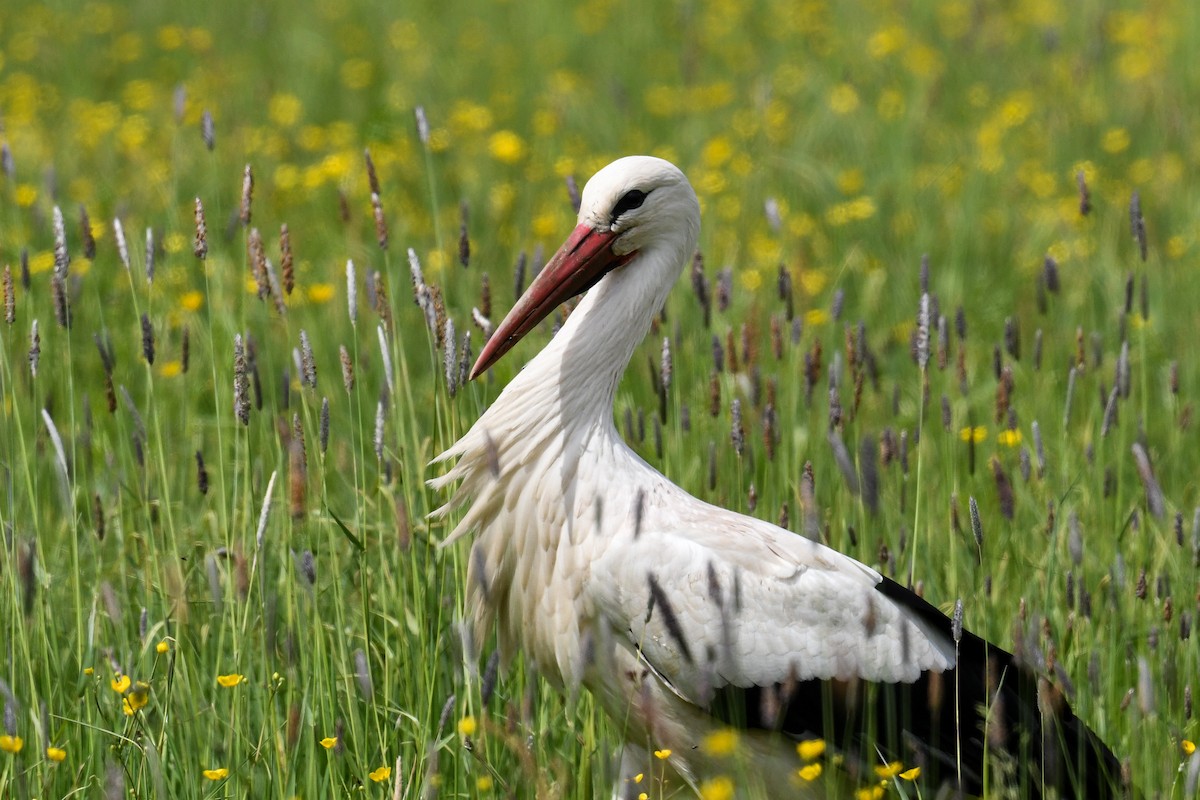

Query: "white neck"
left=500, top=244, right=682, bottom=439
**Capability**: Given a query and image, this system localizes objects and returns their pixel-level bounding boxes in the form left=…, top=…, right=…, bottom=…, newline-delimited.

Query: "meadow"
left=0, top=0, right=1197, bottom=797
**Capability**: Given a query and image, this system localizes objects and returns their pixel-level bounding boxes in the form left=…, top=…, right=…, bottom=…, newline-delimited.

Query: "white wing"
left=588, top=480, right=956, bottom=707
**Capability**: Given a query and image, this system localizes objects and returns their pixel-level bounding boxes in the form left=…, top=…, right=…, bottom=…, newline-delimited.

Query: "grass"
left=0, top=0, right=1197, bottom=796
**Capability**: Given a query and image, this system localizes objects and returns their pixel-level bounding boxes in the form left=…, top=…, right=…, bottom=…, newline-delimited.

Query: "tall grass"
left=0, top=0, right=1197, bottom=796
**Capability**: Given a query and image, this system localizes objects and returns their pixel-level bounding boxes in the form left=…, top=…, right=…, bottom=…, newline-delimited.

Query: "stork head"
left=471, top=156, right=700, bottom=379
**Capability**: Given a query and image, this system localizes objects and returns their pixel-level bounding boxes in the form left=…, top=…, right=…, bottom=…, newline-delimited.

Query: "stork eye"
left=611, top=189, right=649, bottom=222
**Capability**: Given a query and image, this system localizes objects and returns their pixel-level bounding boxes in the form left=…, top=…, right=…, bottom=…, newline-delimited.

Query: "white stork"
left=431, top=156, right=1124, bottom=797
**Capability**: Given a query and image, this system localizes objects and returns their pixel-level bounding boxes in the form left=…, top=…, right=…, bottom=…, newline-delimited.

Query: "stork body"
left=432, top=157, right=1123, bottom=797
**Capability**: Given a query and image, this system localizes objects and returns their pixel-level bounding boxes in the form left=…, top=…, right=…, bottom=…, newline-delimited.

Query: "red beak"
left=470, top=224, right=633, bottom=379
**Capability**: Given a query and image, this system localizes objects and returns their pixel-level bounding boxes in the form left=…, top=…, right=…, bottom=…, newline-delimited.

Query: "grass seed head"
left=195, top=450, right=208, bottom=495
left=372, top=192, right=389, bottom=250
left=240, top=163, right=253, bottom=226
left=80, top=204, right=96, bottom=260
left=2, top=265, right=12, bottom=324
left=140, top=313, right=154, bottom=364
left=193, top=198, right=208, bottom=260
left=200, top=109, right=214, bottom=150
left=113, top=218, right=129, bottom=272
left=458, top=201, right=470, bottom=267
left=280, top=224, right=294, bottom=294
left=52, top=205, right=69, bottom=278
left=299, top=330, right=316, bottom=388
left=318, top=397, right=330, bottom=455
left=181, top=324, right=190, bottom=373
left=143, top=227, right=154, bottom=284
left=27, top=319, right=39, bottom=377
left=51, top=272, right=70, bottom=328
left=1130, top=190, right=1147, bottom=261
left=233, top=334, right=249, bottom=425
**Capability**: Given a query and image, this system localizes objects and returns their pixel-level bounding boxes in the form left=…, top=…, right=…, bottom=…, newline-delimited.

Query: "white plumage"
left=431, top=156, right=1122, bottom=798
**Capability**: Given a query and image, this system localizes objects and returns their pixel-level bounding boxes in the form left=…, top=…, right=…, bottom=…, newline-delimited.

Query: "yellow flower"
left=307, top=283, right=335, bottom=304
left=122, top=681, right=150, bottom=715
left=633, top=772, right=643, bottom=783
left=699, top=775, right=734, bottom=800
left=828, top=83, right=860, bottom=114
left=701, top=728, right=739, bottom=757
left=855, top=787, right=884, bottom=800
left=0, top=735, right=23, bottom=754
left=46, top=746, right=66, bottom=762
left=488, top=131, right=526, bottom=164
left=159, top=360, right=183, bottom=378
left=83, top=667, right=94, bottom=676
left=1184, top=739, right=1196, bottom=755
left=959, top=426, right=987, bottom=443
left=340, top=58, right=374, bottom=90
left=997, top=429, right=1023, bottom=447
left=216, top=673, right=244, bottom=687
left=111, top=674, right=131, bottom=694
left=319, top=737, right=338, bottom=749
left=181, top=291, right=204, bottom=311
left=368, top=765, right=391, bottom=782
left=156, top=639, right=170, bottom=654
left=268, top=93, right=303, bottom=128
left=457, top=715, right=477, bottom=736
left=638, top=794, right=648, bottom=800
left=900, top=766, right=921, bottom=780
left=653, top=748, right=672, bottom=760
left=202, top=768, right=228, bottom=780
left=797, top=762, right=823, bottom=781
left=1102, top=127, right=1130, bottom=154
left=874, top=761, right=903, bottom=779
left=804, top=308, right=830, bottom=327
left=476, top=775, right=493, bottom=790
left=796, top=739, right=826, bottom=760
left=15, top=184, right=38, bottom=207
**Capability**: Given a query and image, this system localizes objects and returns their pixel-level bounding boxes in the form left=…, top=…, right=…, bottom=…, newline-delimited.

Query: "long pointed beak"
left=470, top=223, right=633, bottom=379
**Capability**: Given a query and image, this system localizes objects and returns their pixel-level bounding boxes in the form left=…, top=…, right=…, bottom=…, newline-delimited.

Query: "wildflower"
left=83, top=667, right=94, bottom=676
left=959, top=426, right=986, bottom=443
left=1102, top=127, right=1130, bottom=154
left=217, top=673, right=244, bottom=687
left=0, top=735, right=23, bottom=754
left=654, top=748, right=672, bottom=760
left=202, top=768, right=228, bottom=780
left=156, top=639, right=170, bottom=654
left=900, top=766, right=921, bottom=780
left=855, top=786, right=884, bottom=800
left=699, top=776, right=734, bottom=800
left=488, top=130, right=526, bottom=163
left=368, top=765, right=391, bottom=782
left=319, top=737, right=337, bottom=749
left=997, top=429, right=1022, bottom=447
left=123, top=682, right=150, bottom=715
left=828, top=83, right=860, bottom=114
left=476, top=775, right=493, bottom=790
left=457, top=715, right=477, bottom=737
left=796, top=738, right=826, bottom=760
left=46, top=746, right=66, bottom=762
left=797, top=763, right=822, bottom=781
left=701, top=728, right=738, bottom=757
left=306, top=283, right=334, bottom=304
left=111, top=674, right=132, bottom=694
left=1184, top=740, right=1196, bottom=755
